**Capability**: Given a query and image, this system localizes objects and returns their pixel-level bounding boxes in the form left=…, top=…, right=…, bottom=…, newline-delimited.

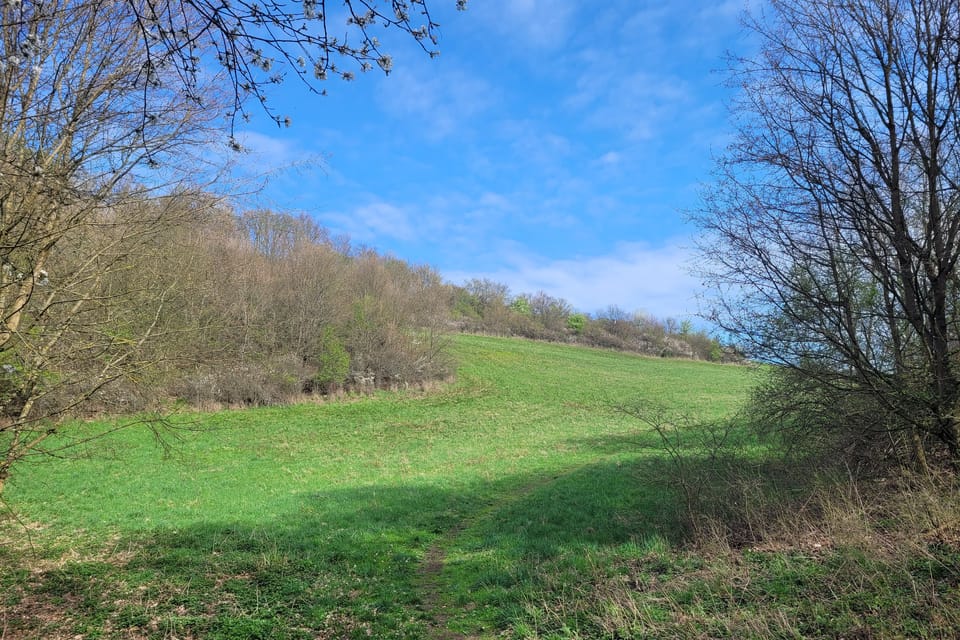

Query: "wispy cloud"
left=224, top=131, right=327, bottom=207
left=473, top=0, right=576, bottom=50
left=597, top=151, right=622, bottom=167
left=317, top=190, right=513, bottom=250
left=497, top=120, right=573, bottom=165
left=321, top=200, right=418, bottom=244
left=567, top=64, right=694, bottom=141
left=377, top=66, right=498, bottom=139
left=446, top=241, right=701, bottom=319
left=234, top=130, right=302, bottom=166
left=697, top=0, right=756, bottom=23
left=561, top=0, right=744, bottom=143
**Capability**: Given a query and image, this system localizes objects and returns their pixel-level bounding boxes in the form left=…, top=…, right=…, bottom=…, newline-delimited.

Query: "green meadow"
left=3, top=335, right=957, bottom=639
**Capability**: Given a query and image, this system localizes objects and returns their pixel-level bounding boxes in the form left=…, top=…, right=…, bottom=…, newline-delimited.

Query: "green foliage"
left=463, top=278, right=509, bottom=315
left=566, top=312, right=587, bottom=335
left=451, top=287, right=481, bottom=319
left=509, top=295, right=531, bottom=316
left=312, top=326, right=350, bottom=392
left=709, top=339, right=724, bottom=363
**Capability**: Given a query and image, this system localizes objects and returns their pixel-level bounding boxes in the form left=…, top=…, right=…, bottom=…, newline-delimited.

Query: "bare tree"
left=0, top=0, right=458, bottom=493
left=0, top=0, right=226, bottom=494
left=529, top=290, right=572, bottom=332
left=697, top=0, right=960, bottom=469
left=123, top=0, right=465, bottom=130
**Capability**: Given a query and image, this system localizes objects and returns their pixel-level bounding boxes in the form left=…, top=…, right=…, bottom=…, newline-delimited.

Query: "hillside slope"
left=2, top=336, right=760, bottom=638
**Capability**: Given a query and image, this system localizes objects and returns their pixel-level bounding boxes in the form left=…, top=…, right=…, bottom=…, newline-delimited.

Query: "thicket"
left=67, top=211, right=732, bottom=416
left=117, top=206, right=454, bottom=410
left=451, top=278, right=734, bottom=362
left=2, top=199, right=453, bottom=429
left=4, top=207, right=735, bottom=425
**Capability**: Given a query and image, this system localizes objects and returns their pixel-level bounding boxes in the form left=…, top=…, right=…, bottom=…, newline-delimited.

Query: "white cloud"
left=321, top=200, right=417, bottom=243
left=446, top=241, right=701, bottom=320
left=222, top=131, right=328, bottom=209
left=560, top=0, right=745, bottom=143
left=235, top=131, right=299, bottom=165
left=377, top=67, right=497, bottom=139
left=474, top=0, right=576, bottom=50
left=568, top=69, right=694, bottom=141
left=316, top=188, right=521, bottom=253
left=697, top=0, right=755, bottom=22
left=619, top=0, right=746, bottom=51
left=477, top=191, right=511, bottom=209
left=597, top=151, right=622, bottom=166
left=497, top=120, right=573, bottom=168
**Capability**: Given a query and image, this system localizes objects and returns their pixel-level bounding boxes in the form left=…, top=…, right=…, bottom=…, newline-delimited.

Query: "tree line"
left=4, top=195, right=729, bottom=426
left=451, top=278, right=732, bottom=362
left=1, top=186, right=724, bottom=494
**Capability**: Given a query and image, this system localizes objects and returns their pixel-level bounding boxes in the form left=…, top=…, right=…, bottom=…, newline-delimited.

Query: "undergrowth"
left=514, top=408, right=960, bottom=639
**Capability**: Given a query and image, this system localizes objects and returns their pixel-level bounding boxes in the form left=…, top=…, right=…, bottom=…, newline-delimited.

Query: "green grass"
left=4, top=335, right=956, bottom=638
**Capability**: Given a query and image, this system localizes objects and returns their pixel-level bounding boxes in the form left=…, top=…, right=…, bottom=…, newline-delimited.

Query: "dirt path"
left=416, top=520, right=474, bottom=640
left=415, top=469, right=586, bottom=640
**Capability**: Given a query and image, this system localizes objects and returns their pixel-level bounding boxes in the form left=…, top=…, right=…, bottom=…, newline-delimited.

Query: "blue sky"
left=232, top=0, right=754, bottom=320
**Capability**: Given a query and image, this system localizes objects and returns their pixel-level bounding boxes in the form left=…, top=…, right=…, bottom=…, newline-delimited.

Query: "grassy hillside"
left=3, top=336, right=956, bottom=638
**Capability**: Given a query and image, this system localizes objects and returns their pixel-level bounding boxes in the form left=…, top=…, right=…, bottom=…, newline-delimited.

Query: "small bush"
left=509, top=296, right=531, bottom=316
left=566, top=313, right=587, bottom=335
left=312, top=327, right=350, bottom=393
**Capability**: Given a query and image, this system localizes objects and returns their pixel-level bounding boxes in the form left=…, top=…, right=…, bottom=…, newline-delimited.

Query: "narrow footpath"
left=414, top=466, right=590, bottom=640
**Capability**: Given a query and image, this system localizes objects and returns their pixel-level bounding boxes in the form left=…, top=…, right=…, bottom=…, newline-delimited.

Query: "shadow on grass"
left=3, top=452, right=694, bottom=640
left=406, top=456, right=687, bottom=634
left=565, top=430, right=667, bottom=457
left=5, top=482, right=467, bottom=639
